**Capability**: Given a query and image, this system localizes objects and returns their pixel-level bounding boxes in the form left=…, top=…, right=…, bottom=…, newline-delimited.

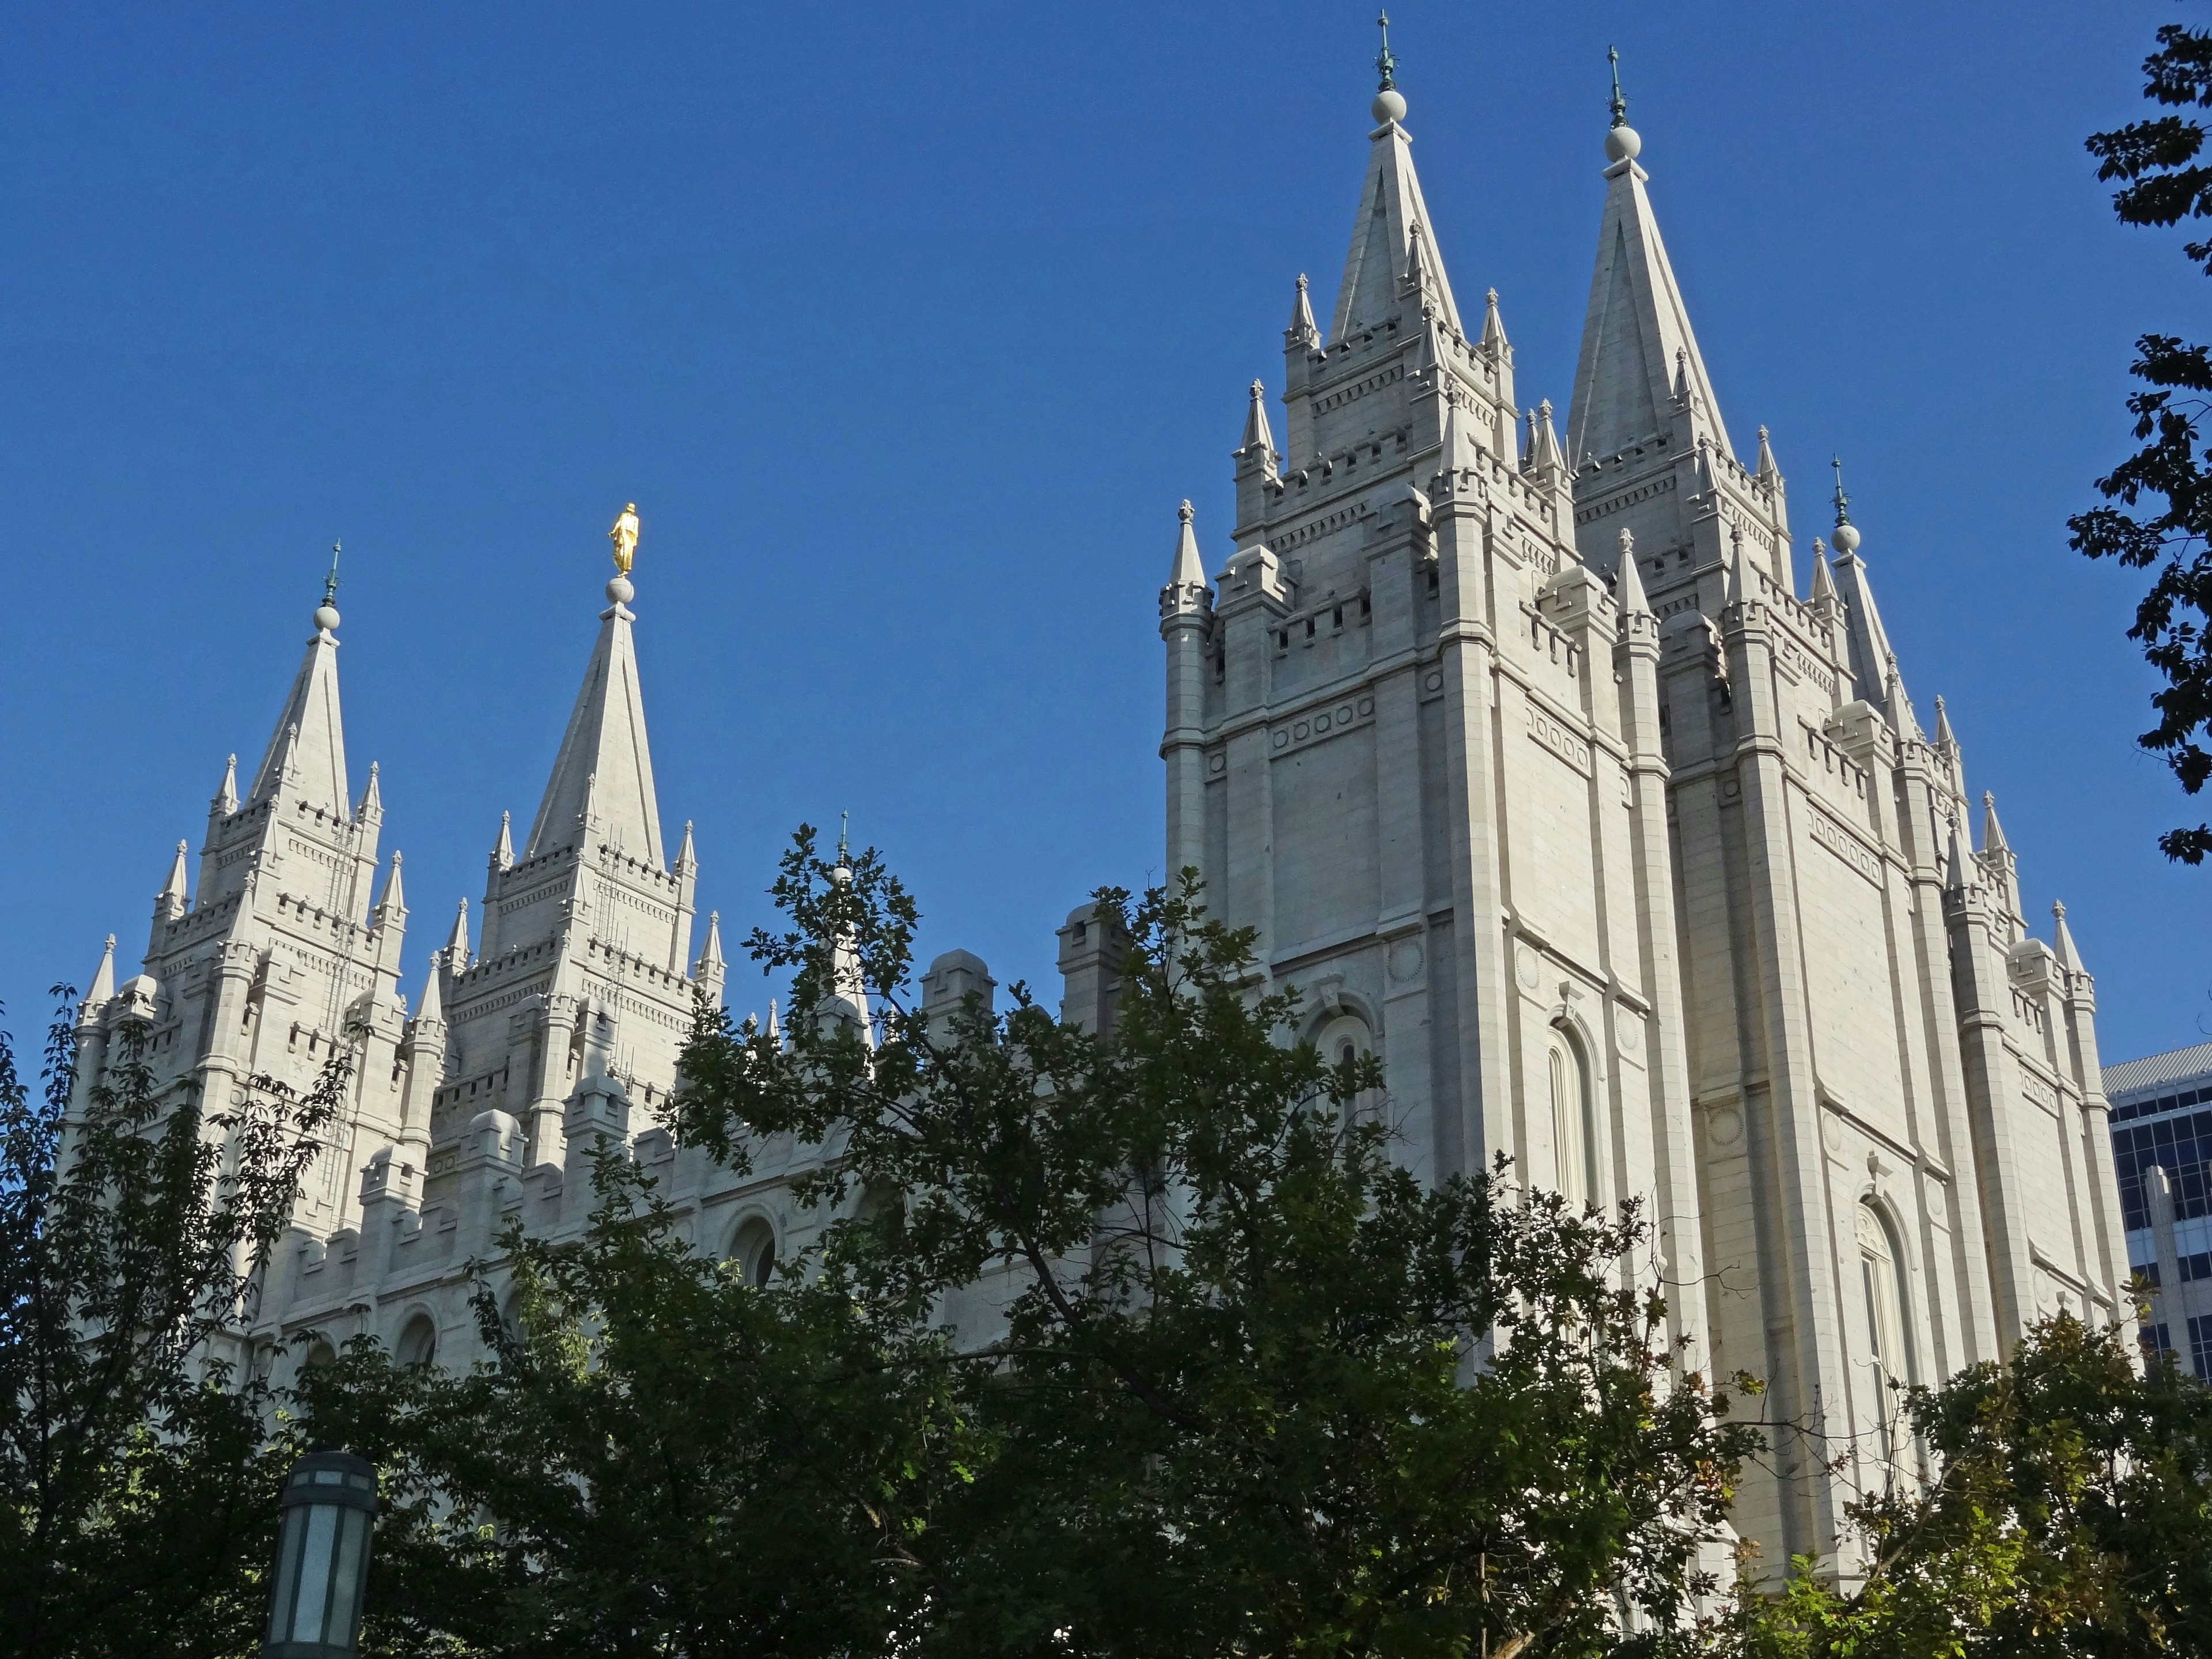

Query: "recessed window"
left=731, top=1219, right=778, bottom=1290
left=1547, top=1025, right=1594, bottom=1210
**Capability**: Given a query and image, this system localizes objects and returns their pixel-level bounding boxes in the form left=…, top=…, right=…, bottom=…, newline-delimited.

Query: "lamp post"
left=263, top=1447, right=378, bottom=1658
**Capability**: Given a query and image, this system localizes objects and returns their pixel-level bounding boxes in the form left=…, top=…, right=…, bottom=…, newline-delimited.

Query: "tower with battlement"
left=1157, top=56, right=2126, bottom=1577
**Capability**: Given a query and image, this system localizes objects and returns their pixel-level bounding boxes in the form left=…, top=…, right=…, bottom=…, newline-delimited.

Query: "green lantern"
left=263, top=1448, right=377, bottom=1657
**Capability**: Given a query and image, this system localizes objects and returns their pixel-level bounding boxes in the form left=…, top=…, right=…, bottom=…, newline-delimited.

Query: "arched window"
left=395, top=1313, right=437, bottom=1370
left=1547, top=1025, right=1594, bottom=1208
left=1316, top=1013, right=1377, bottom=1126
left=731, top=1218, right=777, bottom=1289
left=304, top=1339, right=338, bottom=1371
left=1856, top=1202, right=1917, bottom=1480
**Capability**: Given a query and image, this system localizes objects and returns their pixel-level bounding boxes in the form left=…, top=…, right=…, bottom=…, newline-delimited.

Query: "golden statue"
left=609, top=502, right=640, bottom=575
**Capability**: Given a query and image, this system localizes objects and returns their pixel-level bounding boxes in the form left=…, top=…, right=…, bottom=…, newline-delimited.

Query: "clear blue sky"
left=1, top=2, right=2203, bottom=1066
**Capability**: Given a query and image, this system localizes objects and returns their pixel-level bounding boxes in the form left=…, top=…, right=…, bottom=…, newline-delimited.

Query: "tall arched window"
left=731, top=1218, right=778, bottom=1289
left=395, top=1313, right=437, bottom=1370
left=1547, top=1025, right=1594, bottom=1208
left=1316, top=1013, right=1377, bottom=1126
left=1856, top=1201, right=1917, bottom=1480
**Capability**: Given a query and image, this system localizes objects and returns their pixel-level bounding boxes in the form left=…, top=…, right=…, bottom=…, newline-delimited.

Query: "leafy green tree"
left=0, top=995, right=343, bottom=1658
left=1728, top=1316, right=2212, bottom=1658
left=2071, top=18, right=2212, bottom=863
left=302, top=1146, right=976, bottom=1658
left=674, top=834, right=1763, bottom=1659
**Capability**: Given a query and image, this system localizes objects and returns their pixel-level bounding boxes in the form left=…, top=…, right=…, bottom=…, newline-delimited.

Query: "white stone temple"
left=66, top=58, right=2126, bottom=1580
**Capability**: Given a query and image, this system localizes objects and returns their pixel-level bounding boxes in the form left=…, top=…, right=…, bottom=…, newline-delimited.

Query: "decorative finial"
left=1376, top=10, right=1396, bottom=90
left=1829, top=456, right=1862, bottom=554
left=1603, top=48, right=1642, bottom=162
left=313, top=541, right=343, bottom=634
left=1179, top=498, right=1194, bottom=524
left=838, top=809, right=850, bottom=863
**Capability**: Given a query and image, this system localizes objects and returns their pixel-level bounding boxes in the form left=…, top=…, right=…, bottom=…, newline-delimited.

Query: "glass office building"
left=2106, top=1040, right=2212, bottom=1376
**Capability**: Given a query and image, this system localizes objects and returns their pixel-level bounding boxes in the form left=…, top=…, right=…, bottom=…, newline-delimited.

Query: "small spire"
left=1375, top=9, right=1396, bottom=92
left=446, top=897, right=471, bottom=967
left=1614, top=528, right=1651, bottom=616
left=766, top=997, right=781, bottom=1043
left=1166, top=498, right=1208, bottom=596
left=2052, top=900, right=2086, bottom=973
left=1755, top=425, right=1779, bottom=483
left=676, top=819, right=698, bottom=869
left=1809, top=537, right=1838, bottom=607
left=1933, top=694, right=1957, bottom=750
left=86, top=934, right=118, bottom=1008
left=159, top=839, right=190, bottom=912
left=414, top=945, right=445, bottom=1026
left=1982, top=790, right=2010, bottom=855
left=1724, top=522, right=1748, bottom=610
left=492, top=809, right=513, bottom=869
left=1240, top=380, right=1277, bottom=461
left=1608, top=44, right=1627, bottom=129
left=1286, top=273, right=1320, bottom=348
left=1403, top=221, right=1438, bottom=301
left=1945, top=815, right=1972, bottom=895
left=214, top=753, right=238, bottom=815
left=1672, top=347, right=1692, bottom=404
left=1525, top=399, right=1565, bottom=477
left=357, top=759, right=382, bottom=818
left=376, top=850, right=406, bottom=917
left=696, top=910, right=725, bottom=973
left=1885, top=651, right=1922, bottom=741
left=1480, top=287, right=1509, bottom=356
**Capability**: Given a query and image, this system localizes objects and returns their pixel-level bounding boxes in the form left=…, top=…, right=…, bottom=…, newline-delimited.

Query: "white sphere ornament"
left=606, top=575, right=635, bottom=605
left=1373, top=88, right=1407, bottom=125
left=313, top=603, right=341, bottom=634
left=1830, top=522, right=1862, bottom=555
left=1605, top=123, right=1642, bottom=163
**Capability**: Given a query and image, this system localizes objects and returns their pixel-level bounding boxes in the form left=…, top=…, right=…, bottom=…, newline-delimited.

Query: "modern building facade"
left=2104, top=1041, right=2212, bottom=1373
left=65, top=62, right=2126, bottom=1583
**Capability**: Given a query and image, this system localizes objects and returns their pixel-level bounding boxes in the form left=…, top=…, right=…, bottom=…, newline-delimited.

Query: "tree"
left=300, top=1143, right=978, bottom=1659
left=0, top=994, right=346, bottom=1658
left=2071, top=18, right=2212, bottom=863
left=673, top=834, right=1763, bottom=1658
left=1727, top=1316, right=2212, bottom=1658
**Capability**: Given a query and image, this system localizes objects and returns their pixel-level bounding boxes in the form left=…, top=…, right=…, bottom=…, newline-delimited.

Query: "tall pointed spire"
left=214, top=753, right=238, bottom=816
left=1525, top=399, right=1566, bottom=479
left=525, top=525, right=666, bottom=869
left=1330, top=25, right=1463, bottom=344
left=491, top=810, right=513, bottom=870
left=1945, top=814, right=1972, bottom=895
left=1164, top=499, right=1209, bottom=607
left=357, top=760, right=382, bottom=819
left=248, top=568, right=352, bottom=819
left=1755, top=425, right=1780, bottom=484
left=1808, top=536, right=1838, bottom=608
left=694, top=909, right=726, bottom=1004
left=1824, top=467, right=1902, bottom=718
left=1566, top=52, right=1732, bottom=468
left=414, top=944, right=445, bottom=1026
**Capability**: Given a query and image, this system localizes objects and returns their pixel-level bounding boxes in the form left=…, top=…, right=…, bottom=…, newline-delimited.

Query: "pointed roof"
left=1755, top=425, right=1780, bottom=483
left=1828, top=526, right=1902, bottom=720
left=1525, top=399, right=1565, bottom=476
left=376, top=851, right=406, bottom=916
left=1168, top=499, right=1207, bottom=591
left=86, top=934, right=117, bottom=1008
left=1239, top=380, right=1277, bottom=461
left=1982, top=791, right=2010, bottom=855
left=1331, top=90, right=1461, bottom=343
left=446, top=897, right=471, bottom=965
left=1934, top=695, right=1957, bottom=750
left=1945, top=815, right=1972, bottom=895
left=159, top=840, right=189, bottom=910
left=357, top=761, right=381, bottom=819
left=1614, top=529, right=1651, bottom=613
left=2052, top=901, right=2086, bottom=974
left=248, top=597, right=350, bottom=819
left=214, top=753, right=238, bottom=815
left=525, top=578, right=664, bottom=868
left=491, top=810, right=513, bottom=869
left=1480, top=287, right=1509, bottom=358
left=1285, top=273, right=1321, bottom=350
left=695, top=910, right=725, bottom=975
left=414, top=946, right=445, bottom=1026
left=1566, top=116, right=1732, bottom=469
left=676, top=819, right=698, bottom=870
left=1808, top=538, right=1837, bottom=607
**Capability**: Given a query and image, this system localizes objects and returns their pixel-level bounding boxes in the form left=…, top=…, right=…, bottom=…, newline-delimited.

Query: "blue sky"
left=1, top=2, right=2203, bottom=1066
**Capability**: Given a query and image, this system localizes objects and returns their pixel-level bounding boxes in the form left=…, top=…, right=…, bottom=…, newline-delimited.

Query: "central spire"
left=248, top=565, right=352, bottom=819
left=1329, top=17, right=1461, bottom=345
left=524, top=517, right=665, bottom=869
left=1565, top=52, right=1732, bottom=470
